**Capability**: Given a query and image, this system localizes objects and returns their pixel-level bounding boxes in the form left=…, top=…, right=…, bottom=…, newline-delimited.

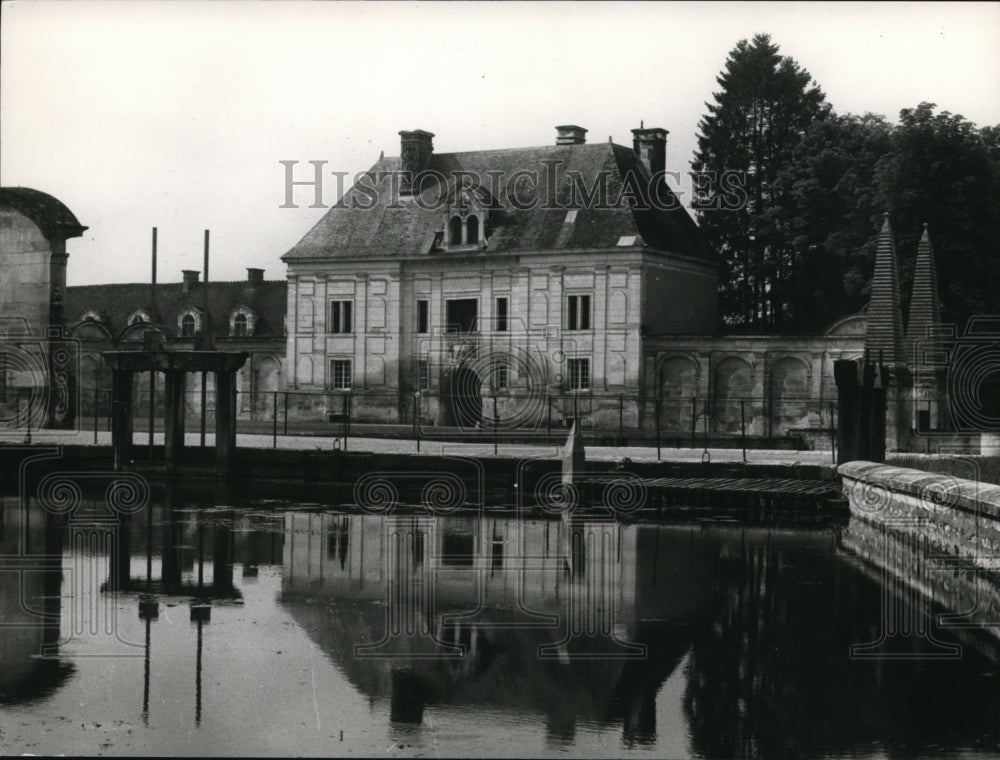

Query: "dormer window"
left=127, top=309, right=150, bottom=326
left=443, top=185, right=490, bottom=248
left=449, top=216, right=463, bottom=245
left=79, top=309, right=102, bottom=324
left=177, top=307, right=203, bottom=338
left=230, top=306, right=256, bottom=337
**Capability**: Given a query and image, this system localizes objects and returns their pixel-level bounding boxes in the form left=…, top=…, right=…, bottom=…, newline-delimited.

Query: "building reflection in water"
left=0, top=483, right=72, bottom=704
left=279, top=511, right=718, bottom=747
left=0, top=474, right=285, bottom=716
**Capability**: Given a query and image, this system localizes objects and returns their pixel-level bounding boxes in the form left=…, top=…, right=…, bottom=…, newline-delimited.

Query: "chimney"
left=399, top=129, right=435, bottom=195
left=631, top=125, right=668, bottom=175
left=182, top=270, right=199, bottom=293
left=247, top=267, right=264, bottom=285
left=555, top=125, right=587, bottom=145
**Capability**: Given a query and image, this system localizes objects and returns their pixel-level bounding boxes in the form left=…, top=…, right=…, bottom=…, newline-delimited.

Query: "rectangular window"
left=417, top=300, right=429, bottom=334
left=495, top=297, right=508, bottom=332
left=493, top=362, right=509, bottom=390
left=329, top=300, right=353, bottom=333
left=566, top=295, right=591, bottom=330
left=445, top=298, right=478, bottom=333
left=330, top=359, right=352, bottom=390
left=417, top=358, right=430, bottom=391
left=567, top=358, right=590, bottom=390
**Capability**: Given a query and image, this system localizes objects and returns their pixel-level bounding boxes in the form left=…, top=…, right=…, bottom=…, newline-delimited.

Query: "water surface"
left=1, top=485, right=998, bottom=757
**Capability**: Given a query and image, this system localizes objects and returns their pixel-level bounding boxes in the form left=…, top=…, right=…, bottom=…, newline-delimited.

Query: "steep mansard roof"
left=0, top=186, right=88, bottom=241
left=64, top=279, right=286, bottom=339
left=282, top=141, right=715, bottom=263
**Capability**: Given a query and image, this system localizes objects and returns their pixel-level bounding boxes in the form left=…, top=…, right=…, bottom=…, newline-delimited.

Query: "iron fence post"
left=829, top=401, right=836, bottom=463
left=618, top=395, right=624, bottom=445
left=272, top=390, right=278, bottom=448
left=655, top=398, right=661, bottom=461
left=414, top=392, right=421, bottom=453
left=149, top=370, right=155, bottom=458
left=691, top=396, right=697, bottom=445
left=200, top=372, right=207, bottom=448
left=283, top=391, right=288, bottom=436
left=547, top=396, right=552, bottom=443
left=493, top=394, right=498, bottom=456
left=94, top=385, right=99, bottom=445
left=740, top=399, right=747, bottom=463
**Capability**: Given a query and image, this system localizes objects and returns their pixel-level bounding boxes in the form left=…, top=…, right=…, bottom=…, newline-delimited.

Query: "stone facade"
left=644, top=314, right=866, bottom=442
left=63, top=269, right=286, bottom=421
left=282, top=125, right=719, bottom=429
left=0, top=188, right=87, bottom=430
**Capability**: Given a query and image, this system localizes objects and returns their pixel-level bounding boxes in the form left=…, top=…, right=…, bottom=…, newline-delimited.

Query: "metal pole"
left=547, top=395, right=552, bottom=443
left=149, top=371, right=155, bottom=459
left=655, top=398, right=661, bottom=461
left=200, top=373, right=207, bottom=448
left=94, top=384, right=99, bottom=445
left=200, top=230, right=210, bottom=448
left=829, top=401, right=836, bottom=464
left=740, top=399, right=747, bottom=462
left=283, top=391, right=288, bottom=436
left=691, top=396, right=697, bottom=445
left=618, top=394, right=623, bottom=445
left=414, top=392, right=421, bottom=453
left=272, top=390, right=278, bottom=448
left=493, top=394, right=498, bottom=456
left=149, top=227, right=157, bottom=459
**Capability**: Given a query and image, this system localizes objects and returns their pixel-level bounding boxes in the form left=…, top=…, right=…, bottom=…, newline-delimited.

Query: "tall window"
left=449, top=216, right=463, bottom=245
left=495, top=297, right=508, bottom=332
left=330, top=359, right=352, bottom=390
left=567, top=358, right=590, bottom=390
left=233, top=313, right=248, bottom=337
left=417, top=358, right=430, bottom=391
left=417, top=300, right=429, bottom=334
left=466, top=215, right=479, bottom=244
left=329, top=300, right=353, bottom=333
left=493, top=362, right=509, bottom=390
left=181, top=314, right=196, bottom=337
left=566, top=295, right=591, bottom=330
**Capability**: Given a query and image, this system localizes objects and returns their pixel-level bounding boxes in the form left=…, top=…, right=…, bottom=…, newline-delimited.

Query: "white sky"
left=2, top=1, right=998, bottom=286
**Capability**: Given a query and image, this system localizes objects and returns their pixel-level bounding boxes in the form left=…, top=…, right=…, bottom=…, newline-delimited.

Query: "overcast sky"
left=2, top=1, right=998, bottom=287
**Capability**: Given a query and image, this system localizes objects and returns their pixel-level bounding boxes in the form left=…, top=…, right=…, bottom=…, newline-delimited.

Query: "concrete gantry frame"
left=102, top=350, right=249, bottom=476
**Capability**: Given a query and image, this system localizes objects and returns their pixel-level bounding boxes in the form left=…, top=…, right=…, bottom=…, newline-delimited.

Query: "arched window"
left=127, top=309, right=150, bottom=326
left=181, top=314, right=195, bottom=337
left=449, top=216, right=463, bottom=245
left=233, top=313, right=248, bottom=337
left=466, top=215, right=479, bottom=244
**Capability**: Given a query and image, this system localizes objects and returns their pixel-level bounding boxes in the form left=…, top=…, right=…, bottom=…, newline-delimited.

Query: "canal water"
left=1, top=482, right=999, bottom=758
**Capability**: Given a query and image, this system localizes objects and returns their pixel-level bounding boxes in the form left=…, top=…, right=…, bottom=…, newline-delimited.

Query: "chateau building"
left=282, top=125, right=721, bottom=429
left=281, top=125, right=872, bottom=437
left=63, top=269, right=286, bottom=418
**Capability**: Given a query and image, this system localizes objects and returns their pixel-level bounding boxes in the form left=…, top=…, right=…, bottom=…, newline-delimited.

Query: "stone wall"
left=839, top=461, right=1000, bottom=576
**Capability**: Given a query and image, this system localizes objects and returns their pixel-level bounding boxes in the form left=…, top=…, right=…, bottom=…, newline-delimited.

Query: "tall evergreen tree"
left=693, top=34, right=829, bottom=328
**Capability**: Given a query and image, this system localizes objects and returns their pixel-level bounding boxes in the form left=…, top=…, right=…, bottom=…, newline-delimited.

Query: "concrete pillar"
left=111, top=369, right=134, bottom=470
left=164, top=370, right=186, bottom=472
left=215, top=370, right=237, bottom=477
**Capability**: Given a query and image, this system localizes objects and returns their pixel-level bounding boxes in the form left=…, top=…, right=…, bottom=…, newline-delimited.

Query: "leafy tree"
left=873, top=103, right=1000, bottom=328
left=778, top=103, right=1000, bottom=331
left=693, top=34, right=829, bottom=328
